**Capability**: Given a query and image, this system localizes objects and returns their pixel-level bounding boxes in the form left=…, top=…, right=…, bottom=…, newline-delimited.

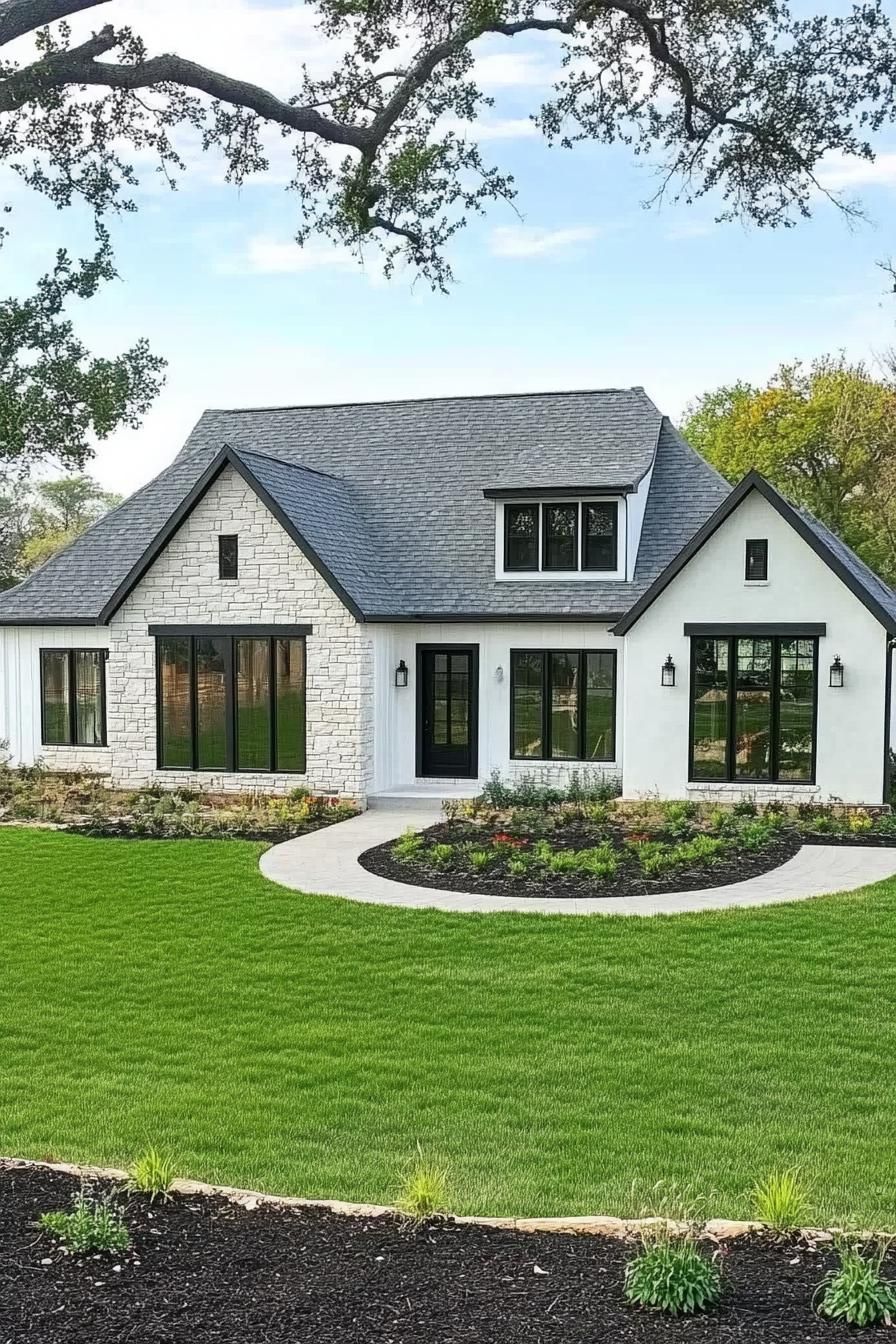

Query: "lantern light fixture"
left=829, top=655, right=844, bottom=688
left=394, top=659, right=409, bottom=689
left=661, top=654, right=676, bottom=688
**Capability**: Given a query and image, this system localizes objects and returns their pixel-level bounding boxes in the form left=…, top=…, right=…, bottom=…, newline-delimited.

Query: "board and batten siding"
left=371, top=621, right=623, bottom=792
left=622, top=490, right=890, bottom=804
left=0, top=624, right=111, bottom=769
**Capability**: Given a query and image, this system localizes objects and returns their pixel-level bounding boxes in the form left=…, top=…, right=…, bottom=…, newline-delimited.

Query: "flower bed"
left=359, top=777, right=896, bottom=899
left=0, top=762, right=357, bottom=841
left=3, top=1164, right=894, bottom=1343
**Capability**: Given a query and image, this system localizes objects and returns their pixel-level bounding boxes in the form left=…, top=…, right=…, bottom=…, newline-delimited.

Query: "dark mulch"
left=1, top=1165, right=889, bottom=1343
left=359, top=821, right=803, bottom=899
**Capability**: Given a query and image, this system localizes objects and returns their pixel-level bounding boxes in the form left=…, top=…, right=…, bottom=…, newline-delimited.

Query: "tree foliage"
left=0, top=0, right=892, bottom=467
left=0, top=469, right=120, bottom=585
left=681, top=357, right=896, bottom=583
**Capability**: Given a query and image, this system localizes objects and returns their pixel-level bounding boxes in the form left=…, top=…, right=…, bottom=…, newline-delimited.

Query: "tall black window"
left=40, top=648, right=107, bottom=747
left=218, top=534, right=239, bottom=580
left=510, top=649, right=616, bottom=761
left=157, top=633, right=306, bottom=772
left=504, top=505, right=538, bottom=571
left=690, top=635, right=816, bottom=783
left=745, top=538, right=768, bottom=581
left=583, top=503, right=618, bottom=571
left=542, top=504, right=578, bottom=571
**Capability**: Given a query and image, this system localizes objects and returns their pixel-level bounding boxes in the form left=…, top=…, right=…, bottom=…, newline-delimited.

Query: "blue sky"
left=7, top=0, right=896, bottom=495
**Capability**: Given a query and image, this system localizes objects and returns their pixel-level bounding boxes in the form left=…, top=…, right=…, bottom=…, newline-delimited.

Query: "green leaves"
left=817, top=1239, right=896, bottom=1327
left=624, top=1235, right=722, bottom=1315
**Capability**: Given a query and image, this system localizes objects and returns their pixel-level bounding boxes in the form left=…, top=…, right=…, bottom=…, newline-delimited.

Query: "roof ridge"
left=204, top=386, right=656, bottom=416
left=229, top=442, right=345, bottom=484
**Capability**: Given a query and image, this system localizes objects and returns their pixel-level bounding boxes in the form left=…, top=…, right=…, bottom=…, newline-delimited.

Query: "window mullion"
left=578, top=650, right=586, bottom=759
left=726, top=637, right=736, bottom=782
left=770, top=637, right=781, bottom=782
left=189, top=637, right=198, bottom=771
left=542, top=650, right=550, bottom=758
left=68, top=650, right=77, bottom=746
left=224, top=637, right=235, bottom=771
left=268, top=637, right=277, bottom=772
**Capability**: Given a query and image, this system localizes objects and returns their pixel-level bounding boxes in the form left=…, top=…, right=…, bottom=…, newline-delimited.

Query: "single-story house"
left=0, top=387, right=893, bottom=805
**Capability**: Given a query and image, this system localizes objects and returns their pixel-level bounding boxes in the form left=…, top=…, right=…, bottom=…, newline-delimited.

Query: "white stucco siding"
left=106, top=465, right=373, bottom=798
left=0, top=625, right=111, bottom=769
left=622, top=492, right=889, bottom=804
left=371, top=621, right=623, bottom=791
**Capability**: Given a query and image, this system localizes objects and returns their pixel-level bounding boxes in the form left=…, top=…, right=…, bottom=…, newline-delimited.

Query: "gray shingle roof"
left=0, top=387, right=731, bottom=623
left=797, top=509, right=896, bottom=631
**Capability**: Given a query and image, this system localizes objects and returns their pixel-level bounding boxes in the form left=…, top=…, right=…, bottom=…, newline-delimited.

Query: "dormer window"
left=502, top=499, right=620, bottom=575
left=504, top=505, right=538, bottom=571
left=745, top=538, right=768, bottom=582
left=218, top=534, right=238, bottom=580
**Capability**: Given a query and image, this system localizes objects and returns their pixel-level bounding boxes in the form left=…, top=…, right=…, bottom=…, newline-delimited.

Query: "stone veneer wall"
left=105, top=465, right=373, bottom=799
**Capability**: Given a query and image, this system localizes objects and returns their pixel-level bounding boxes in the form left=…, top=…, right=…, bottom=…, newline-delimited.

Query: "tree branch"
left=0, top=0, right=108, bottom=47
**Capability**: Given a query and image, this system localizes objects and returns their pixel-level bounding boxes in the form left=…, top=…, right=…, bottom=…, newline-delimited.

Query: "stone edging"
left=1, top=1156, right=833, bottom=1243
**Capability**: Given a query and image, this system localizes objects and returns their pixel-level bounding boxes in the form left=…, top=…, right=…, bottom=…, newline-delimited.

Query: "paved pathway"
left=259, top=807, right=896, bottom=916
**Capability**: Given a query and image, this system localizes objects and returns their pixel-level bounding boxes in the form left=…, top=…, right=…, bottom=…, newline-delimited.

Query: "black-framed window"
left=157, top=633, right=306, bottom=772
left=745, top=538, right=768, bottom=582
left=40, top=648, right=107, bottom=747
left=503, top=501, right=619, bottom=573
left=583, top=502, right=618, bottom=571
left=690, top=635, right=817, bottom=783
left=218, top=534, right=239, bottom=580
left=504, top=505, right=538, bottom=571
left=510, top=649, right=616, bottom=761
left=542, top=504, right=579, bottom=571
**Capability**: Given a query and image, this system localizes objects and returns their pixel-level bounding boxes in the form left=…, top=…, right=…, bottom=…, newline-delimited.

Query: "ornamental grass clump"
left=392, top=829, right=425, bottom=862
left=751, top=1169, right=812, bottom=1231
left=816, top=1239, right=896, bottom=1327
left=128, top=1145, right=177, bottom=1201
left=39, top=1190, right=129, bottom=1254
left=396, top=1147, right=450, bottom=1221
left=624, top=1231, right=722, bottom=1316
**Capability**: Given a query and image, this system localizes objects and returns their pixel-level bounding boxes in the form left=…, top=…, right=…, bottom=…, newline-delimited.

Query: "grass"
left=2, top=828, right=896, bottom=1223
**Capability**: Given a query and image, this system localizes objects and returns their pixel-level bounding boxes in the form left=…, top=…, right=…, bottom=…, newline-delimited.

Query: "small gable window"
left=583, top=502, right=618, bottom=571
left=218, top=534, right=239, bottom=580
left=745, top=538, right=768, bottom=582
left=504, top=504, right=538, bottom=571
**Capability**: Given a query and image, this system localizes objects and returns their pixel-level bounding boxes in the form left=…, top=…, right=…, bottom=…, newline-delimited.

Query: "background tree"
left=681, top=357, right=896, bottom=583
left=0, top=470, right=120, bottom=585
left=0, top=0, right=892, bottom=471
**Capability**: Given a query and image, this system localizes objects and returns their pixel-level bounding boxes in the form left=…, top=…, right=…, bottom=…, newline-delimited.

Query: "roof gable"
left=613, top=470, right=896, bottom=635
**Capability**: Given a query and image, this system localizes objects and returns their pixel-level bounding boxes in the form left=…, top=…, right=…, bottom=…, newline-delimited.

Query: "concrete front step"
left=367, top=782, right=480, bottom=811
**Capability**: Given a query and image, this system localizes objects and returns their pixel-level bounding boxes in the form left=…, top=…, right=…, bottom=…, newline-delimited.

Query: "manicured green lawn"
left=2, top=828, right=895, bottom=1223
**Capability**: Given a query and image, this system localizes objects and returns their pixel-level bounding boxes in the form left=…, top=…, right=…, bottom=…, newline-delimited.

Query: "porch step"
left=367, top=781, right=481, bottom=811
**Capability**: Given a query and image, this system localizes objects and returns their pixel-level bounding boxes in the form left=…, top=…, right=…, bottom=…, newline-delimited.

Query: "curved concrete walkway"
left=259, top=808, right=896, bottom=916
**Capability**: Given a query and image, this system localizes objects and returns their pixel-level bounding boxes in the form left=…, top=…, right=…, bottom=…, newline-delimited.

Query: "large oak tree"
left=0, top=0, right=894, bottom=468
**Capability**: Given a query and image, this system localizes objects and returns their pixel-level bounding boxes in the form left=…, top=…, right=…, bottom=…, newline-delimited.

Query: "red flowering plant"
left=626, top=831, right=652, bottom=845
left=491, top=831, right=528, bottom=849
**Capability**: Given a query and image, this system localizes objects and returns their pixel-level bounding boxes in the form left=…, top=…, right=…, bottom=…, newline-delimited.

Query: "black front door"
left=417, top=645, right=478, bottom=778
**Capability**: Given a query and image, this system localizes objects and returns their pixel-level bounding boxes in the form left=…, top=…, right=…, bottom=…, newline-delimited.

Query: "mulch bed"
left=359, top=821, right=803, bottom=899
left=1, top=1165, right=890, bottom=1343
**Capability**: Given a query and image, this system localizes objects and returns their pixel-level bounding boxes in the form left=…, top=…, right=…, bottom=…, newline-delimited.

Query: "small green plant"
left=395, top=1146, right=450, bottom=1220
left=128, top=1145, right=177, bottom=1200
left=427, top=842, right=455, bottom=868
left=624, top=1233, right=722, bottom=1315
left=732, top=797, right=758, bottom=817
left=847, top=809, right=873, bottom=834
left=816, top=1239, right=896, bottom=1327
left=751, top=1169, right=811, bottom=1230
left=467, top=847, right=492, bottom=871
left=392, top=829, right=425, bottom=861
left=507, top=854, right=534, bottom=877
left=39, top=1191, right=129, bottom=1253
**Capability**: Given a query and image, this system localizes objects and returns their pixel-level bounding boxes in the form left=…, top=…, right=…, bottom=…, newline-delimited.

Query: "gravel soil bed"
left=1, top=1166, right=890, bottom=1343
left=359, top=822, right=804, bottom=898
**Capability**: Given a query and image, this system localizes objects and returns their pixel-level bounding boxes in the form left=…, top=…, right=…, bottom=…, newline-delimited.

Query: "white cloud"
left=665, top=220, right=717, bottom=240
left=472, top=49, right=561, bottom=90
left=238, top=235, right=357, bottom=275
left=489, top=224, right=600, bottom=258
left=817, top=152, right=896, bottom=190
left=440, top=114, right=538, bottom=142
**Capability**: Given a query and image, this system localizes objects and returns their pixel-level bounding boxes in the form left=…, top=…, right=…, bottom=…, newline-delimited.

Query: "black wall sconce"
left=394, top=659, right=409, bottom=688
left=829, top=655, right=844, bottom=688
left=661, top=654, right=676, bottom=687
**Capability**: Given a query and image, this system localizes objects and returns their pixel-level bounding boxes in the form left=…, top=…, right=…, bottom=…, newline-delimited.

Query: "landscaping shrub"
left=392, top=830, right=425, bottom=861
left=467, top=847, right=493, bottom=871
left=395, top=1148, right=450, bottom=1220
left=751, top=1169, right=811, bottom=1230
left=427, top=843, right=455, bottom=868
left=39, top=1191, right=129, bottom=1253
left=816, top=1239, right=896, bottom=1327
left=128, top=1146, right=177, bottom=1200
left=623, top=1232, right=722, bottom=1315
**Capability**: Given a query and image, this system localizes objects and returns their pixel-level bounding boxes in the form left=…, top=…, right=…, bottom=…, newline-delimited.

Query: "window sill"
left=744, top=580, right=770, bottom=587
left=686, top=780, right=818, bottom=790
